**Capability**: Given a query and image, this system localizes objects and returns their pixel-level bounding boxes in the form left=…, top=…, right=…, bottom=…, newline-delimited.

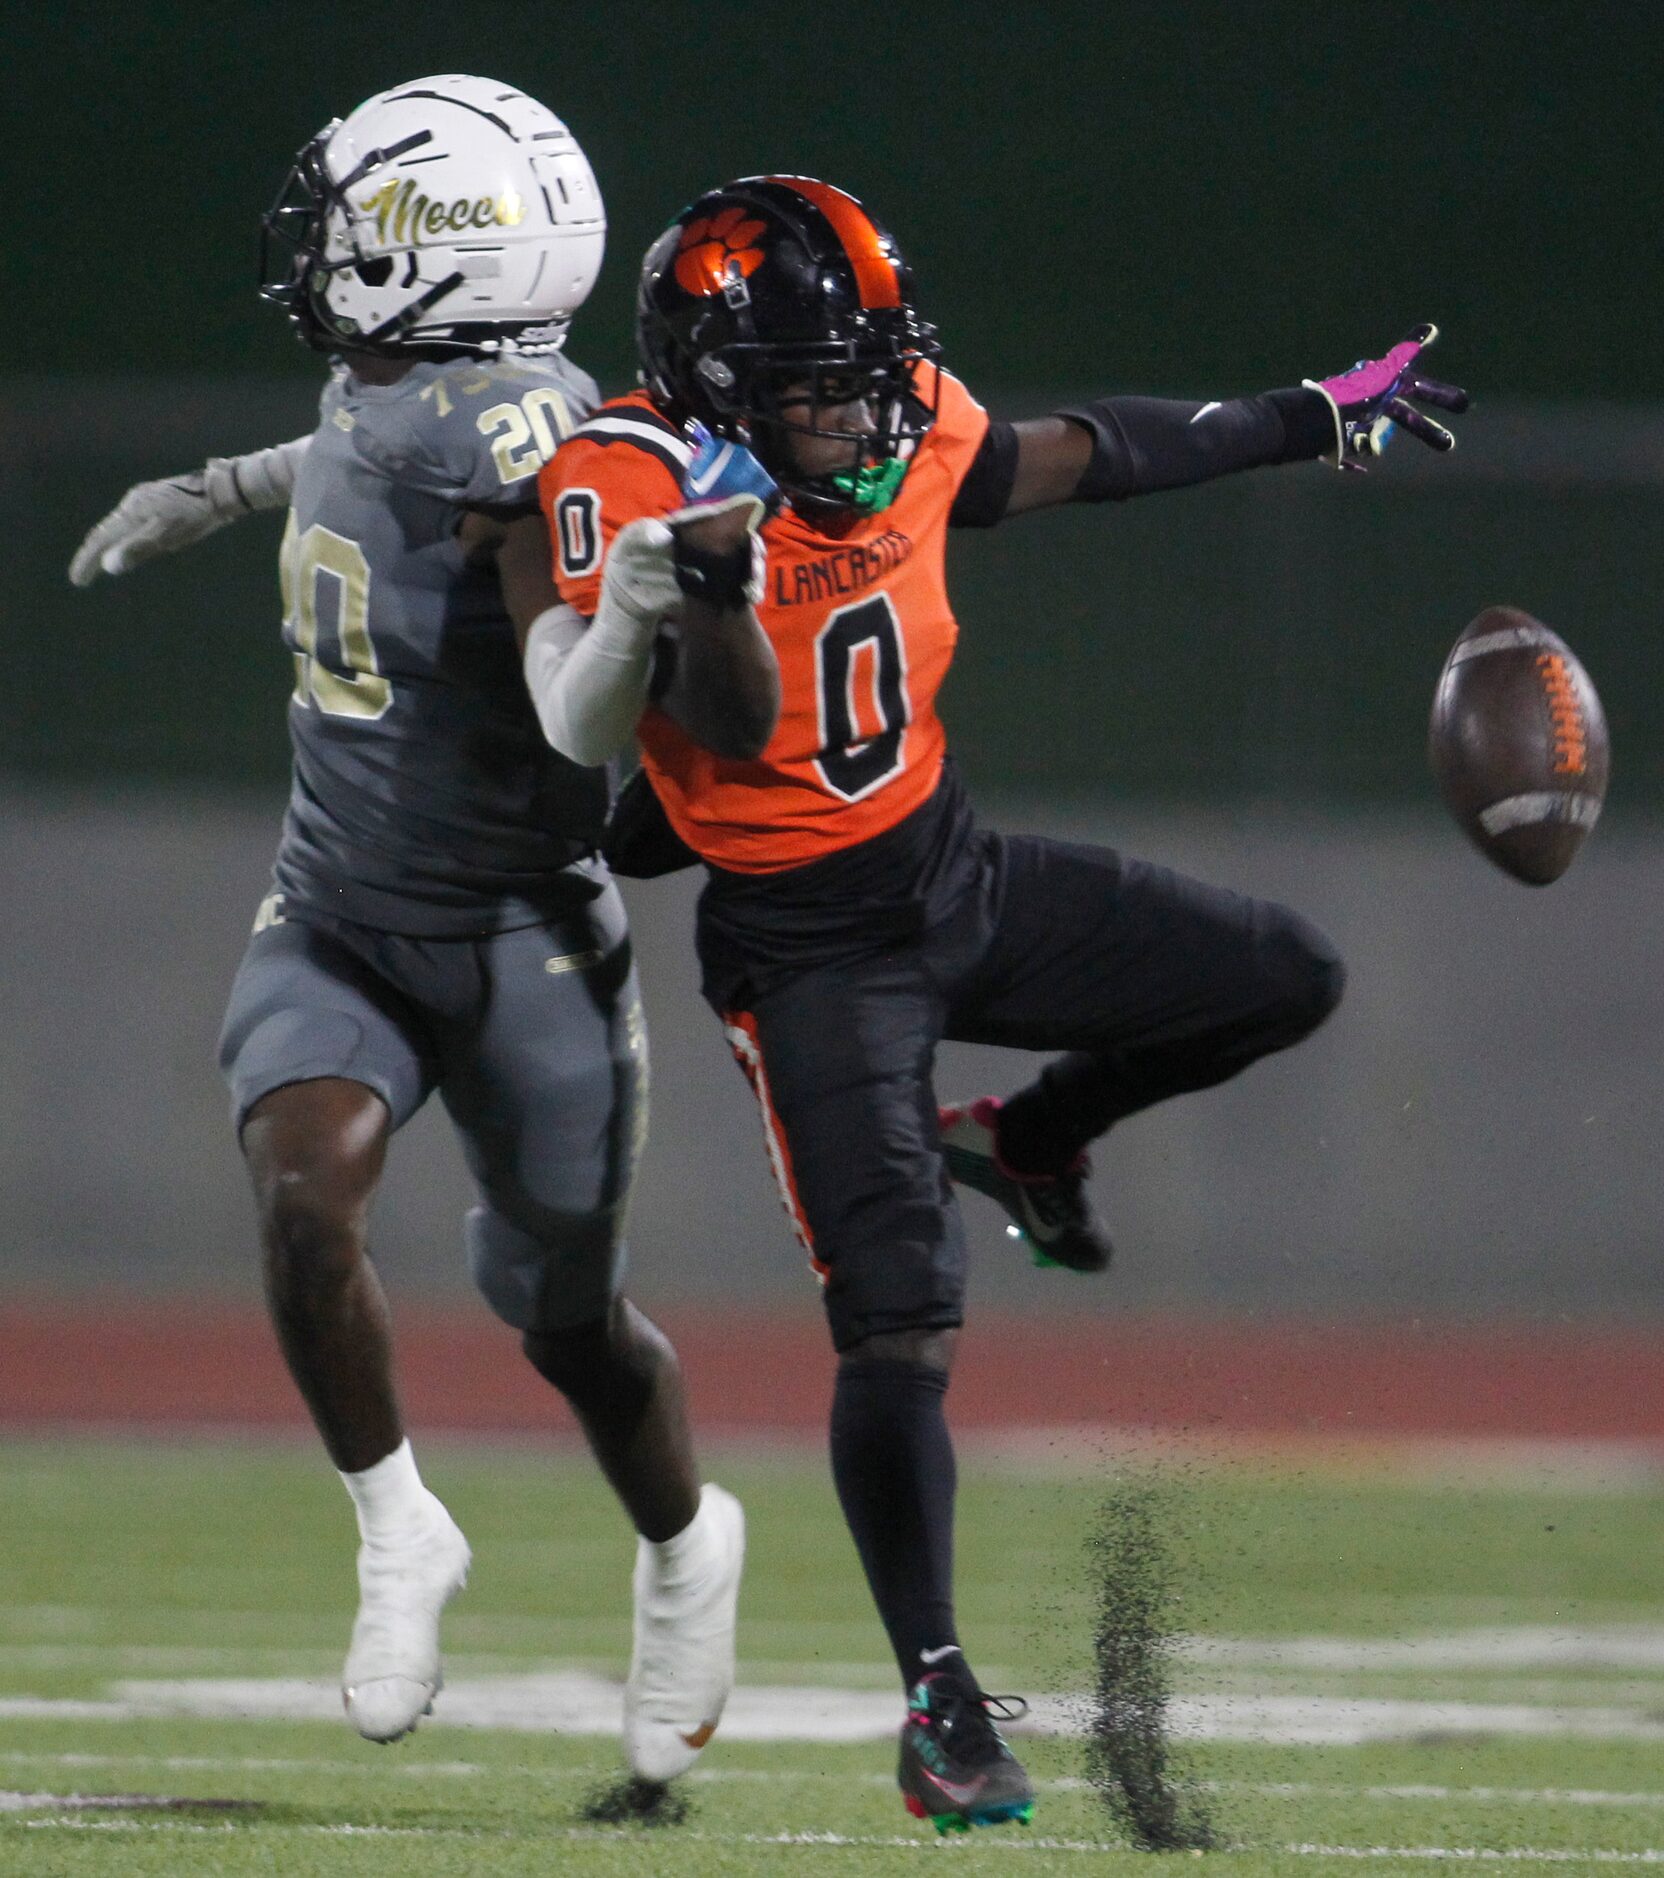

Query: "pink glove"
left=1305, top=322, right=1470, bottom=469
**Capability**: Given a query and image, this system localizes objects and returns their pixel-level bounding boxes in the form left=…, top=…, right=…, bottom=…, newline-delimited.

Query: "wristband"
left=201, top=436, right=310, bottom=515
left=671, top=532, right=760, bottom=608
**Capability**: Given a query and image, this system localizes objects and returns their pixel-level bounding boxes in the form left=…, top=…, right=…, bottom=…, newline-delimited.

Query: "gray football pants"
left=217, top=884, right=647, bottom=1332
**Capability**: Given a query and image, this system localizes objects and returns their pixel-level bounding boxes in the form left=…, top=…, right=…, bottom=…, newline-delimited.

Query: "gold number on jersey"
left=418, top=377, right=455, bottom=419
left=280, top=512, right=393, bottom=721
left=477, top=387, right=575, bottom=483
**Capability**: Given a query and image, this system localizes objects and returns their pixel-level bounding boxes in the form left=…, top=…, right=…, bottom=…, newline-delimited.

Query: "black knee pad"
left=522, top=1311, right=656, bottom=1424
left=837, top=1326, right=956, bottom=1375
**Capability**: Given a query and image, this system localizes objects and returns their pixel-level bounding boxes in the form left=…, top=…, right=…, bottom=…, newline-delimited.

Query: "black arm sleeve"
left=948, top=418, right=1021, bottom=529
left=1058, top=386, right=1336, bottom=502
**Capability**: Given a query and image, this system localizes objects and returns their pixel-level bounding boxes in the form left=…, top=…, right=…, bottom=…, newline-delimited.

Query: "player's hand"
left=668, top=422, right=779, bottom=539
left=1304, top=323, right=1470, bottom=470
left=601, top=516, right=684, bottom=626
left=68, top=468, right=238, bottom=585
left=676, top=506, right=754, bottom=556
left=69, top=439, right=308, bottom=586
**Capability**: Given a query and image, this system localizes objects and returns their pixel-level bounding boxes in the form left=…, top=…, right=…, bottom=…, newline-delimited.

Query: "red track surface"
left=1, top=1298, right=1659, bottom=1443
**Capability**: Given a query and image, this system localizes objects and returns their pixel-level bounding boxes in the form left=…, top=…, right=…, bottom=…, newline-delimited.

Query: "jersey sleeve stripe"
left=573, top=414, right=694, bottom=477
left=591, top=401, right=683, bottom=439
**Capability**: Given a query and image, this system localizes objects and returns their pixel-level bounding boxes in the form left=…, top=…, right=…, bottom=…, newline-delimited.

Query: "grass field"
left=1, top=1436, right=1661, bottom=1873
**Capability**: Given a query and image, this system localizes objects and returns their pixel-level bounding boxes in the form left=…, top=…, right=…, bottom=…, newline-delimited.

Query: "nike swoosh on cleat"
left=1017, top=1201, right=1066, bottom=1245
left=921, top=1770, right=987, bottom=1808
left=678, top=1721, right=717, bottom=1750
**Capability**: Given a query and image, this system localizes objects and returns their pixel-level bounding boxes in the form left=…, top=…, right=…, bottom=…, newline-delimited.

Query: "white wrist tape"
left=202, top=435, right=311, bottom=514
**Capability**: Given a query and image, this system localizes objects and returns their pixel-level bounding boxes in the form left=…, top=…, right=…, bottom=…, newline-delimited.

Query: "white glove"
left=523, top=518, right=683, bottom=767
left=68, top=436, right=311, bottom=586
left=601, top=515, right=683, bottom=623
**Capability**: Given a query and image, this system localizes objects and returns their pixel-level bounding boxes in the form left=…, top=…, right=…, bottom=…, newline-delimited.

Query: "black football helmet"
left=637, top=176, right=942, bottom=514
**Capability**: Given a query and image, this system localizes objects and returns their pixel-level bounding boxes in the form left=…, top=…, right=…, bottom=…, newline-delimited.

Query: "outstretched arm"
left=68, top=437, right=311, bottom=585
left=954, top=325, right=1469, bottom=525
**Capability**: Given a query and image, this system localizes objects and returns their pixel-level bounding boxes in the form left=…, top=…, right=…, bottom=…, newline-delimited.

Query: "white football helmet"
left=260, top=74, right=605, bottom=357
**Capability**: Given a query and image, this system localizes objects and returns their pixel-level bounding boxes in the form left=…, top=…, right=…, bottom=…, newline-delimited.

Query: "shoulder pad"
left=571, top=401, right=692, bottom=481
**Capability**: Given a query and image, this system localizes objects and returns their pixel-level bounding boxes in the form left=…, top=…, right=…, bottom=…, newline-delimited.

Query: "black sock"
left=997, top=1052, right=1131, bottom=1176
left=830, top=1358, right=966, bottom=1691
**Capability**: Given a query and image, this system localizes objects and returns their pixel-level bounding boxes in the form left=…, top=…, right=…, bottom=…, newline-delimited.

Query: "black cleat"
left=939, top=1097, right=1113, bottom=1274
left=898, top=1670, right=1036, bottom=1833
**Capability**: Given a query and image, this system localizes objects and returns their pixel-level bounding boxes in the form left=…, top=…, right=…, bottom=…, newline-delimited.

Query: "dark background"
left=7, top=0, right=1664, bottom=802
left=13, top=0, right=1663, bottom=396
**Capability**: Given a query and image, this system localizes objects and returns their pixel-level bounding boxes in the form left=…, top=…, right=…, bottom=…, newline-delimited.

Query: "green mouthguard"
left=829, top=455, right=909, bottom=514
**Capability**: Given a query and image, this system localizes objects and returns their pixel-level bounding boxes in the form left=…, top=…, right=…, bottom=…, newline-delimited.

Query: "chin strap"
left=357, top=270, right=468, bottom=349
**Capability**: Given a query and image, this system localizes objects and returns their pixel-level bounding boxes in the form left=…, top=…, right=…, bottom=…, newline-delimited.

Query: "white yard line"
left=6, top=1755, right=1664, bottom=1813
left=14, top=1816, right=1664, bottom=1863
left=5, top=1753, right=1664, bottom=1811
left=6, top=1675, right=1664, bottom=1744
left=5, top=1626, right=1664, bottom=1761
left=1186, top=1628, right=1664, bottom=1671
left=0, top=1750, right=494, bottom=1777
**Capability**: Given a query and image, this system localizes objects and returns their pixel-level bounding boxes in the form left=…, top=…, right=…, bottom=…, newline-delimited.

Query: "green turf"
left=0, top=1437, right=1661, bottom=1874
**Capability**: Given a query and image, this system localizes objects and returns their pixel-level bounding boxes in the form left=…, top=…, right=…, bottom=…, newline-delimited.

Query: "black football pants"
left=711, top=830, right=1344, bottom=1351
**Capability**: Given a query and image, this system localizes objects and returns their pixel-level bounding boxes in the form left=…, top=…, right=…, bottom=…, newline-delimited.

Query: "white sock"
left=643, top=1485, right=713, bottom=1583
left=341, top=1438, right=431, bottom=1548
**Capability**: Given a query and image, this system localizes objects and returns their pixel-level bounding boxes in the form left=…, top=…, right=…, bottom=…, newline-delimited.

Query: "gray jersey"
left=272, top=353, right=607, bottom=935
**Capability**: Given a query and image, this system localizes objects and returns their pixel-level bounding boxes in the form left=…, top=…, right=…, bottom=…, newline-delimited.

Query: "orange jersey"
left=539, top=374, right=990, bottom=872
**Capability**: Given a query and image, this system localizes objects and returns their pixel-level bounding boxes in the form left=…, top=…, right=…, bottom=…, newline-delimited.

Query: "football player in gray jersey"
left=68, top=75, right=771, bottom=1783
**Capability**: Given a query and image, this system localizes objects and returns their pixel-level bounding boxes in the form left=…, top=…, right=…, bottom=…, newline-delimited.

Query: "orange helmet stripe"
left=764, top=175, right=902, bottom=310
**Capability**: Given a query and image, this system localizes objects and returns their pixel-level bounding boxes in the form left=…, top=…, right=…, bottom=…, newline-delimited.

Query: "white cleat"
left=624, top=1483, right=745, bottom=1781
left=341, top=1492, right=471, bottom=1744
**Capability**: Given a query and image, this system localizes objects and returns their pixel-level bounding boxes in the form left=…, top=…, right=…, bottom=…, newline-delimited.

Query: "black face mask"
left=702, top=351, right=941, bottom=514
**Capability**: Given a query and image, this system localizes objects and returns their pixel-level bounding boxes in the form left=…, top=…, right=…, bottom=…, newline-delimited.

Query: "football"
left=1428, top=605, right=1609, bottom=885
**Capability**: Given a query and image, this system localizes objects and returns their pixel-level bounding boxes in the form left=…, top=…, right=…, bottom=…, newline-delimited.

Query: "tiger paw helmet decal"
left=674, top=208, right=768, bottom=295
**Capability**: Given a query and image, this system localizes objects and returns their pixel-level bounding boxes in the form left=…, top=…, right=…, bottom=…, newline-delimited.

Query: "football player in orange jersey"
left=524, top=175, right=1469, bottom=1832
